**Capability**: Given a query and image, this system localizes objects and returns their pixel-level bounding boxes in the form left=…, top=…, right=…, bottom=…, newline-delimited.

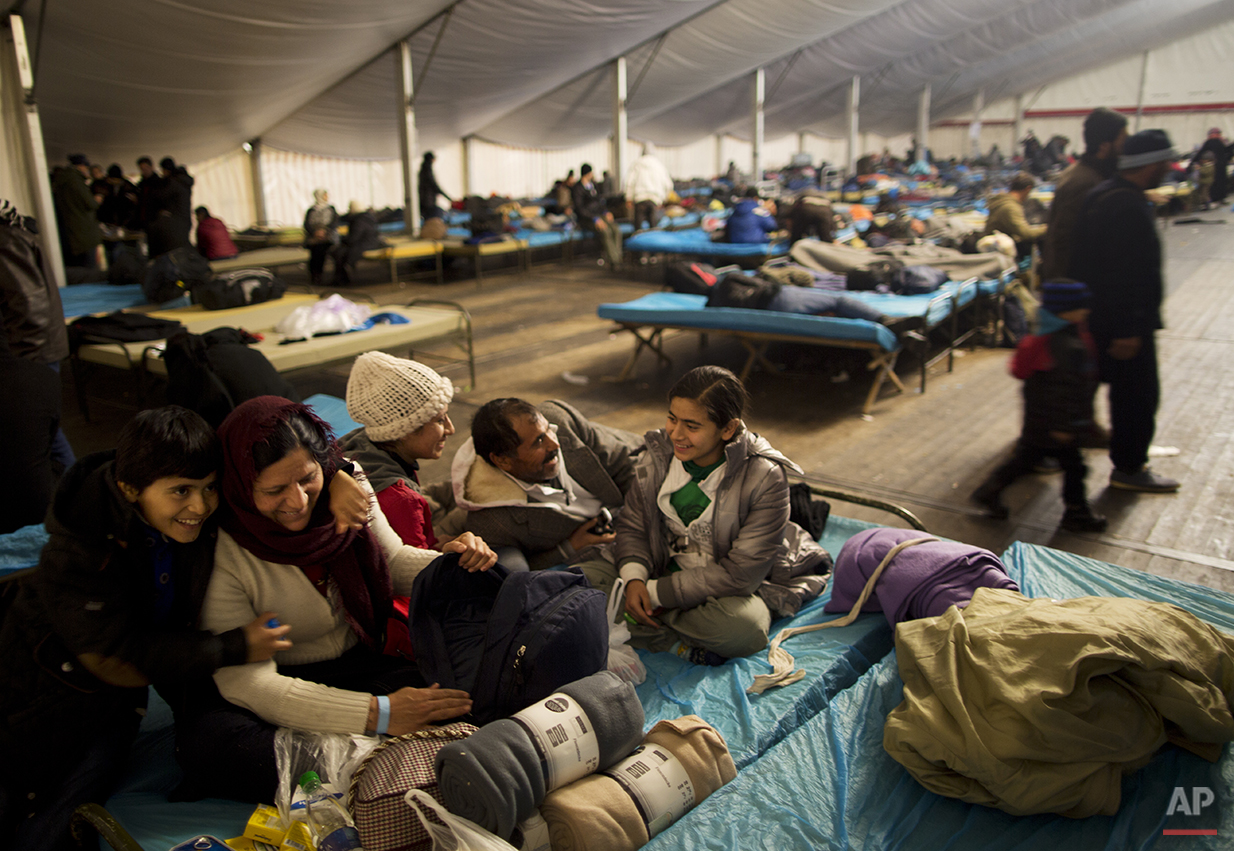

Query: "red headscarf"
left=217, top=396, right=392, bottom=648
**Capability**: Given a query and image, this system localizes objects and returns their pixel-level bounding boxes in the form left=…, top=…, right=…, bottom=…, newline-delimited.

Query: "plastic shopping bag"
left=606, top=577, right=646, bottom=685
left=274, top=726, right=381, bottom=826
left=406, top=789, right=521, bottom=851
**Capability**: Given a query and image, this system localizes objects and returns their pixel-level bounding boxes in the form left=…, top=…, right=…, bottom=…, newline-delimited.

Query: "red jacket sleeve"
left=1010, top=334, right=1053, bottom=380
left=375, top=481, right=437, bottom=550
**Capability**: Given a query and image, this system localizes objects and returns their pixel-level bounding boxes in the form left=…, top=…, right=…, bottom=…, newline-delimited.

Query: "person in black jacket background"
left=1068, top=129, right=1179, bottom=494
left=418, top=151, right=452, bottom=221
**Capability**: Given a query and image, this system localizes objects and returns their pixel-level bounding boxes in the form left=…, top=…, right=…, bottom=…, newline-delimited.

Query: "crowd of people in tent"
left=1, top=101, right=1223, bottom=848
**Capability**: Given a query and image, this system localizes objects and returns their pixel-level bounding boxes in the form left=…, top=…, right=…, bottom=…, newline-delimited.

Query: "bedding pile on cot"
left=643, top=541, right=1234, bottom=851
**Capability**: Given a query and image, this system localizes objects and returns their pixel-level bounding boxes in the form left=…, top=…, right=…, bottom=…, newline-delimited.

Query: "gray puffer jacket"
left=615, top=426, right=830, bottom=615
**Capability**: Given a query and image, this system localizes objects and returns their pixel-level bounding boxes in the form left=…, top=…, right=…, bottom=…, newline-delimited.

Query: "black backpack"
left=408, top=556, right=607, bottom=725
left=144, top=247, right=212, bottom=304
left=192, top=268, right=287, bottom=311
left=664, top=261, right=719, bottom=295
left=162, top=328, right=299, bottom=428
left=108, top=245, right=146, bottom=287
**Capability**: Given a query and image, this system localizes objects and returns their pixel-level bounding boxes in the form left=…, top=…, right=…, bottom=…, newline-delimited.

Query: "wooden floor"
left=61, top=214, right=1234, bottom=594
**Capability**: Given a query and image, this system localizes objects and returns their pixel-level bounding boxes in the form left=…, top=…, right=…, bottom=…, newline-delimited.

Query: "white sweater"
left=204, top=471, right=437, bottom=734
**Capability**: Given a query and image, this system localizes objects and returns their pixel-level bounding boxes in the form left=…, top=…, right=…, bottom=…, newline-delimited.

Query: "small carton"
left=225, top=838, right=279, bottom=851
left=278, top=820, right=315, bottom=851
left=242, top=804, right=288, bottom=847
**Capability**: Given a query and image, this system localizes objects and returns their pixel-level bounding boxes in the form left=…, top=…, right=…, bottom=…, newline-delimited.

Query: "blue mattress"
left=303, top=393, right=362, bottom=437
left=59, top=283, right=189, bottom=319
left=625, top=228, right=787, bottom=259
left=0, top=523, right=48, bottom=578
left=596, top=285, right=980, bottom=353
left=647, top=543, right=1234, bottom=851
left=637, top=516, right=893, bottom=770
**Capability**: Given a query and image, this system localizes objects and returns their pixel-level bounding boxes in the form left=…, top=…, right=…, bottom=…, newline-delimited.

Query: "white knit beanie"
left=346, top=351, right=454, bottom=442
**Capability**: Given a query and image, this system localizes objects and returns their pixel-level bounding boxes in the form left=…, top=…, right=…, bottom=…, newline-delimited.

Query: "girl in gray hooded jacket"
left=579, top=366, right=829, bottom=664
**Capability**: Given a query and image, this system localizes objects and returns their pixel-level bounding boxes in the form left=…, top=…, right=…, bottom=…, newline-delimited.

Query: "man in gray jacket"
left=450, top=398, right=642, bottom=570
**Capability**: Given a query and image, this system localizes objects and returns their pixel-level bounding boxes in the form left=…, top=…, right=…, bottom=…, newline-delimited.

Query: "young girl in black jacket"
left=0, top=407, right=363, bottom=851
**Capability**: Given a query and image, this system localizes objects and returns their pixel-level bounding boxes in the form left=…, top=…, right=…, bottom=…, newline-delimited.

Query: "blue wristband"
left=375, top=696, right=391, bottom=736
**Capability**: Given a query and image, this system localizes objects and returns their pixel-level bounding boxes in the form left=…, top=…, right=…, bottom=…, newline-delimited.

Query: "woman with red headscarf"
left=177, top=396, right=495, bottom=802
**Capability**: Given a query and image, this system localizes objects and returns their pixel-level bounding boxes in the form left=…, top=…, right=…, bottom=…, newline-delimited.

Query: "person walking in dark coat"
left=971, top=281, right=1107, bottom=532
left=135, top=156, right=164, bottom=229
left=51, top=154, right=100, bottom=268
left=1041, top=108, right=1127, bottom=281
left=418, top=151, right=451, bottom=221
left=1068, top=129, right=1180, bottom=493
left=156, top=156, right=195, bottom=247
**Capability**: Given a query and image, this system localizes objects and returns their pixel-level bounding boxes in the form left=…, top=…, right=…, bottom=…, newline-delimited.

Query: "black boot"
left=1060, top=503, right=1108, bottom=533
left=970, top=484, right=1009, bottom=519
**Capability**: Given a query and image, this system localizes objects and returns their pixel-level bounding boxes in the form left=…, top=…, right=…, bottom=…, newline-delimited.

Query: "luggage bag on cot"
left=664, top=260, right=718, bottom=295
left=407, top=555, right=607, bottom=726
left=347, top=722, right=478, bottom=851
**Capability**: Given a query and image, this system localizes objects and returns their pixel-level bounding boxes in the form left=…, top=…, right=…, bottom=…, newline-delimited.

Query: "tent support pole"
left=1134, top=50, right=1149, bottom=132
left=5, top=13, right=62, bottom=286
left=846, top=75, right=860, bottom=176
left=462, top=135, right=473, bottom=198
left=1012, top=93, right=1024, bottom=157
left=248, top=138, right=267, bottom=226
left=917, top=84, right=931, bottom=165
left=612, top=56, right=627, bottom=196
left=970, top=88, right=984, bottom=159
left=751, top=67, right=765, bottom=183
left=397, top=40, right=420, bottom=237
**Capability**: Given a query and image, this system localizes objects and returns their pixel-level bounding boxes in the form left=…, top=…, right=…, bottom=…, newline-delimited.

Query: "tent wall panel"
left=0, top=26, right=36, bottom=216
left=190, top=149, right=255, bottom=235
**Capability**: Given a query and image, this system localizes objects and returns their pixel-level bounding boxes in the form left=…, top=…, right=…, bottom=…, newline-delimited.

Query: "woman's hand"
left=441, top=531, right=498, bottom=572
left=625, top=579, right=661, bottom=628
left=243, top=612, right=293, bottom=662
left=376, top=684, right=472, bottom=736
left=328, top=470, right=369, bottom=534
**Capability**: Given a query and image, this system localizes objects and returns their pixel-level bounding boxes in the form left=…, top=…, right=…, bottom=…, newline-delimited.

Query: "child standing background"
left=972, top=280, right=1108, bottom=533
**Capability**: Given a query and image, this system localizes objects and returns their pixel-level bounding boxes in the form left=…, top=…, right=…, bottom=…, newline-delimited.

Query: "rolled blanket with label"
left=435, top=670, right=644, bottom=840
left=540, top=715, right=737, bottom=851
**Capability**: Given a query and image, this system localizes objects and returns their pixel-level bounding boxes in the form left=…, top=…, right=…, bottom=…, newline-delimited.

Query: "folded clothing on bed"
left=886, top=588, right=1234, bottom=817
left=435, top=670, right=644, bottom=840
left=824, top=527, right=1018, bottom=626
left=540, top=715, right=737, bottom=851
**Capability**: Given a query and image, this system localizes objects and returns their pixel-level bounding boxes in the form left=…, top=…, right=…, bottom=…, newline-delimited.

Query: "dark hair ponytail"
left=668, top=365, right=747, bottom=430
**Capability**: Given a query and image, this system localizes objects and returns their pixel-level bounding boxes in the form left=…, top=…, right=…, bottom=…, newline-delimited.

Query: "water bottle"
left=298, top=770, right=364, bottom=851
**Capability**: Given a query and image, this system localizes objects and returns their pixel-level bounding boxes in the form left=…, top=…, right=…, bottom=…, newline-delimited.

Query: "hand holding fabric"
left=442, top=531, right=497, bottom=572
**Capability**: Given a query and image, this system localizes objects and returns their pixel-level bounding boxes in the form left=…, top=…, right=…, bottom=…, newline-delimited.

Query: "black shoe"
left=685, top=646, right=729, bottom=667
left=1060, top=504, right=1108, bottom=533
left=971, top=486, right=1009, bottom=520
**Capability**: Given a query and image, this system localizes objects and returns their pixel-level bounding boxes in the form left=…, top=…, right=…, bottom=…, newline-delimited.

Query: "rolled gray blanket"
left=436, top=670, right=644, bottom=840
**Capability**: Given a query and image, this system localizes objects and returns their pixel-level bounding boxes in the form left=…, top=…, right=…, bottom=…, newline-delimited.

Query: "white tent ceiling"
left=17, top=0, right=1234, bottom=166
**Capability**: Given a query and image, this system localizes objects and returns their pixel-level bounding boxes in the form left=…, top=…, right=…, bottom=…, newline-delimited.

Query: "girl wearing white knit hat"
left=341, top=352, right=503, bottom=655
left=341, top=351, right=463, bottom=551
